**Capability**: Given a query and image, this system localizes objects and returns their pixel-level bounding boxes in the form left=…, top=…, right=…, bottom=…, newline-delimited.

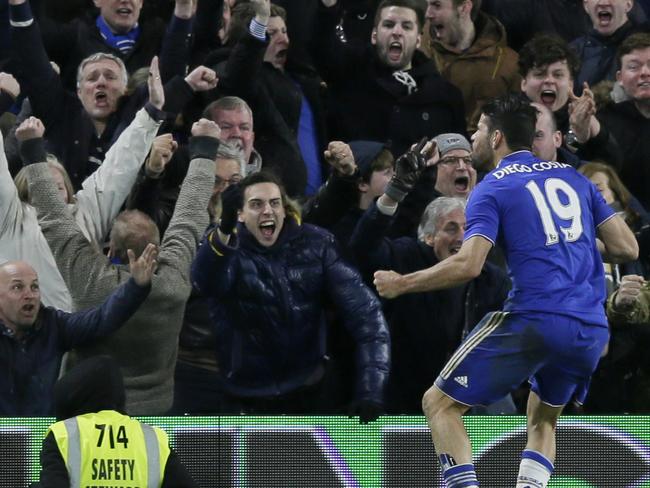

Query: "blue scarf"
left=96, top=15, right=140, bottom=54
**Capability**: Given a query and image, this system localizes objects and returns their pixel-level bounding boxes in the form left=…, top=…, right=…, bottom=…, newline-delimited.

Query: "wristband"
left=19, top=138, right=47, bottom=165
left=189, top=136, right=220, bottom=161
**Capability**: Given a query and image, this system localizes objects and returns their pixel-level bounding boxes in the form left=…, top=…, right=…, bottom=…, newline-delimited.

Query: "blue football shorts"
left=434, top=311, right=609, bottom=407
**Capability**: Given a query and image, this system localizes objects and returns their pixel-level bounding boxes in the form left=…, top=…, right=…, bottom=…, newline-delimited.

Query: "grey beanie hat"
left=433, top=133, right=472, bottom=157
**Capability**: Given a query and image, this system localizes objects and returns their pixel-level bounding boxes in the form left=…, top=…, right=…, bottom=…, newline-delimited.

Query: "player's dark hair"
left=482, top=94, right=538, bottom=152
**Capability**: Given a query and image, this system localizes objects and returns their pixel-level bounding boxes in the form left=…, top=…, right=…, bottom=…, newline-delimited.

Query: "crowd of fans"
left=1, top=0, right=650, bottom=419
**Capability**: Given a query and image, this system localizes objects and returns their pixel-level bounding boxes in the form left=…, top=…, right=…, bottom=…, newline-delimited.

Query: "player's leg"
left=423, top=311, right=536, bottom=487
left=422, top=385, right=470, bottom=472
left=515, top=390, right=562, bottom=488
left=517, top=315, right=609, bottom=488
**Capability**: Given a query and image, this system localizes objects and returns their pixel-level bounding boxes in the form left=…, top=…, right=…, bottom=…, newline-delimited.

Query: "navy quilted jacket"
left=191, top=217, right=390, bottom=402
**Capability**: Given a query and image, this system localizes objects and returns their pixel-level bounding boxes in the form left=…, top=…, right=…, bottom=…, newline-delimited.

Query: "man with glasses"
left=431, top=133, right=477, bottom=199
left=351, top=136, right=508, bottom=414
left=384, top=132, right=478, bottom=239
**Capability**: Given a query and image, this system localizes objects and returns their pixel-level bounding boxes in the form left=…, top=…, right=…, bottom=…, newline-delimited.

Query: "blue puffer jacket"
left=191, top=217, right=390, bottom=403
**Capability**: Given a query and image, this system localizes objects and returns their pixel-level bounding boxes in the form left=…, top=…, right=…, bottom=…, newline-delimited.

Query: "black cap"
left=348, top=141, right=388, bottom=178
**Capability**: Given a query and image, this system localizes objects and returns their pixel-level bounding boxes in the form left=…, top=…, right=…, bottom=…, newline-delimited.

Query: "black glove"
left=384, top=137, right=428, bottom=202
left=218, top=184, right=242, bottom=235
left=348, top=399, right=384, bottom=424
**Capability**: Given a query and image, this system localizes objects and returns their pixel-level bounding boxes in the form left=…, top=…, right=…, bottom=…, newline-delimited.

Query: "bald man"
left=531, top=102, right=583, bottom=168
left=0, top=250, right=155, bottom=416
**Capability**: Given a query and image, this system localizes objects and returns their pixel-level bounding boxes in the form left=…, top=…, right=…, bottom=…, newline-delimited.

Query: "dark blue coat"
left=349, top=203, right=510, bottom=413
left=191, top=217, right=390, bottom=403
left=0, top=278, right=149, bottom=416
left=570, top=21, right=643, bottom=92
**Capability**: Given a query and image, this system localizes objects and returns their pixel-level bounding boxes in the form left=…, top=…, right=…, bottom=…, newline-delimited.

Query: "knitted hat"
left=433, top=133, right=471, bottom=157
left=348, top=141, right=388, bottom=178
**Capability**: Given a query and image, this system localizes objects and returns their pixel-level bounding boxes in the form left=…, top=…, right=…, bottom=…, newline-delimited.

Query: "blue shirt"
left=294, top=81, right=323, bottom=196
left=465, top=151, right=615, bottom=325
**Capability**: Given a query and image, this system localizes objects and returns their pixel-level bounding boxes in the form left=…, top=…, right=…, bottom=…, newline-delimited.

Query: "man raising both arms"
left=374, top=94, right=638, bottom=488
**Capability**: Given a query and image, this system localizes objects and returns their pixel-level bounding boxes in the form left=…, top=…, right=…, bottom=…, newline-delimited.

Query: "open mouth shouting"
left=596, top=7, right=613, bottom=28
left=259, top=220, right=276, bottom=240
left=388, top=41, right=403, bottom=62
left=276, top=49, right=288, bottom=64
left=540, top=89, right=556, bottom=108
left=21, top=303, right=37, bottom=318
left=454, top=175, right=470, bottom=194
left=95, top=91, right=109, bottom=107
left=116, top=6, right=134, bottom=18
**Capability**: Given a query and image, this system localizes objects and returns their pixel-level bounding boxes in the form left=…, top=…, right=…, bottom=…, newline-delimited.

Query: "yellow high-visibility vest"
left=49, top=409, right=170, bottom=488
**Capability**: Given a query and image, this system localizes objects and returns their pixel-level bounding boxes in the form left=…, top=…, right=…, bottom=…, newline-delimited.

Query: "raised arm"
left=349, top=203, right=399, bottom=275
left=215, top=0, right=270, bottom=98
left=0, top=125, right=23, bottom=236
left=192, top=0, right=225, bottom=65
left=8, top=0, right=68, bottom=129
left=190, top=183, right=240, bottom=297
left=156, top=119, right=219, bottom=285
left=74, top=57, right=165, bottom=243
left=302, top=141, right=359, bottom=229
left=350, top=138, right=433, bottom=272
left=310, top=0, right=362, bottom=82
left=0, top=73, right=20, bottom=115
left=58, top=244, right=157, bottom=348
left=158, top=0, right=196, bottom=82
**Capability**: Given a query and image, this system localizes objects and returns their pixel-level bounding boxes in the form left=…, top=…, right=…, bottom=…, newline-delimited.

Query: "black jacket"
left=312, top=4, right=466, bottom=158
left=349, top=202, right=510, bottom=413
left=482, top=0, right=590, bottom=51
left=9, top=5, right=192, bottom=189
left=595, top=100, right=650, bottom=210
left=206, top=32, right=328, bottom=197
left=38, top=9, right=191, bottom=89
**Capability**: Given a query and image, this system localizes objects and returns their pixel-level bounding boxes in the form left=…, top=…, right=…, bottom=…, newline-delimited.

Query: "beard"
left=472, top=144, right=495, bottom=171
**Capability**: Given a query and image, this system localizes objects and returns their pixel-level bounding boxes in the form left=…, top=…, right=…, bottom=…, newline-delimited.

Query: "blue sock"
left=439, top=454, right=479, bottom=487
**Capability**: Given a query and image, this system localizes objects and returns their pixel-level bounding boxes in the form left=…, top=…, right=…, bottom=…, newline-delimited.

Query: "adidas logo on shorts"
left=454, top=375, right=468, bottom=388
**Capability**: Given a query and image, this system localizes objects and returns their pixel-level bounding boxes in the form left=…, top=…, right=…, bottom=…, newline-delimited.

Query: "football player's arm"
left=373, top=235, right=491, bottom=299
left=597, top=214, right=639, bottom=264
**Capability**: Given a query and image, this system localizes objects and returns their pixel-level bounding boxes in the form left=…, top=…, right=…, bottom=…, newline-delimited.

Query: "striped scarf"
left=96, top=15, right=140, bottom=54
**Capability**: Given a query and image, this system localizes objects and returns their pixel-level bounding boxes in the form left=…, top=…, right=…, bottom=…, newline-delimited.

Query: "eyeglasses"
left=438, top=156, right=473, bottom=168
left=214, top=175, right=241, bottom=188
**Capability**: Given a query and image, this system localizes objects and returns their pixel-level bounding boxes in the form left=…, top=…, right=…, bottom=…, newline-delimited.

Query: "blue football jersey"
left=465, top=151, right=615, bottom=325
